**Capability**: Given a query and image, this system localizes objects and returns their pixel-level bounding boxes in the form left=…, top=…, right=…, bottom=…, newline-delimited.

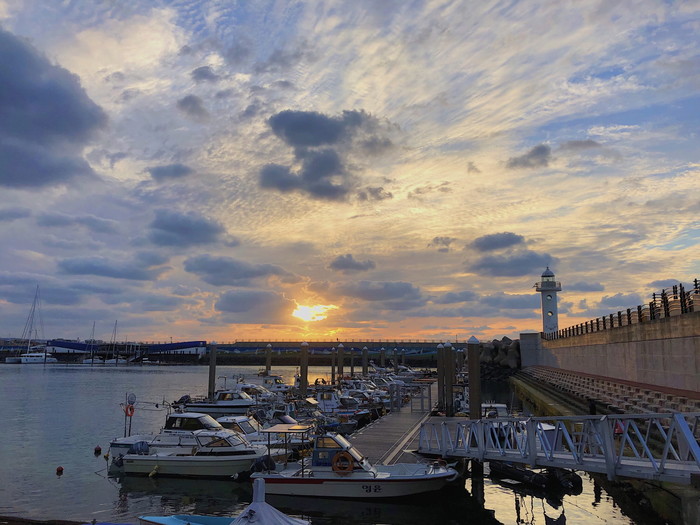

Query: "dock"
left=349, top=382, right=437, bottom=465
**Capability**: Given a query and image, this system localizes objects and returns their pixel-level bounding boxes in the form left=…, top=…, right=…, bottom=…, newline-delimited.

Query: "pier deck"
left=349, top=382, right=437, bottom=465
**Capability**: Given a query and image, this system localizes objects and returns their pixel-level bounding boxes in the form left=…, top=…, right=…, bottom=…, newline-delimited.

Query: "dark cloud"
left=215, top=88, right=235, bottom=99
left=191, top=66, right=219, bottom=83
left=472, top=232, right=525, bottom=251
left=148, top=209, right=224, bottom=246
left=433, top=290, right=479, bottom=304
left=469, top=250, right=554, bottom=277
left=146, top=163, right=194, bottom=181
left=216, top=289, right=295, bottom=324
left=0, top=207, right=30, bottom=221
left=184, top=254, right=293, bottom=286
left=58, top=255, right=166, bottom=280
left=506, top=144, right=551, bottom=169
left=259, top=150, right=351, bottom=200
left=599, top=293, right=644, bottom=308
left=260, top=109, right=394, bottom=201
left=467, top=161, right=481, bottom=173
left=567, top=281, right=605, bottom=292
left=648, top=279, right=682, bottom=290
left=559, top=140, right=602, bottom=151
left=328, top=254, right=376, bottom=274
left=334, top=280, right=423, bottom=302
left=356, top=186, right=393, bottom=201
left=482, top=292, right=539, bottom=309
left=428, top=236, right=457, bottom=252
left=268, top=110, right=366, bottom=148
left=0, top=29, right=107, bottom=188
left=177, top=95, right=209, bottom=120
left=36, top=212, right=119, bottom=234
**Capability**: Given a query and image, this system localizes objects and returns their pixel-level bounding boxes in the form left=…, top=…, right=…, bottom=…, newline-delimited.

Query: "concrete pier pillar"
left=436, top=344, right=444, bottom=411
left=265, top=343, right=272, bottom=374
left=299, top=342, right=309, bottom=397
left=468, top=337, right=481, bottom=420
left=330, top=347, right=336, bottom=384
left=337, top=343, right=344, bottom=381
left=444, top=342, right=454, bottom=417
left=362, top=346, right=369, bottom=376
left=207, top=343, right=217, bottom=400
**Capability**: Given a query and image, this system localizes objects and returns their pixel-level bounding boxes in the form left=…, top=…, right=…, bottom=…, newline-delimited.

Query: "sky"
left=0, top=0, right=699, bottom=345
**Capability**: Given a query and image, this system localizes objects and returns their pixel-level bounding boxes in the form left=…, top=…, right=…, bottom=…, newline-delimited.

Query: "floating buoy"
left=94, top=445, right=102, bottom=455
left=103, top=453, right=110, bottom=461
left=56, top=466, right=64, bottom=475
left=149, top=465, right=159, bottom=478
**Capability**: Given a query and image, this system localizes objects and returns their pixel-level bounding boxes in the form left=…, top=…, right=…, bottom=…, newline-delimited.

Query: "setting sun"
left=292, top=304, right=338, bottom=322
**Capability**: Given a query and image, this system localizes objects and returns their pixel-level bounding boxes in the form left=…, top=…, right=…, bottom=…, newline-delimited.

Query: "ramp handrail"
left=418, top=412, right=700, bottom=485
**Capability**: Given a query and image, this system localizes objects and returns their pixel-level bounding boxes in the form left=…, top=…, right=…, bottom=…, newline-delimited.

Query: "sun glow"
left=292, top=304, right=338, bottom=322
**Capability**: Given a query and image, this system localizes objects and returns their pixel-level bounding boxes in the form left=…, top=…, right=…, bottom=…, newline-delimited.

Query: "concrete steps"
left=519, top=366, right=700, bottom=414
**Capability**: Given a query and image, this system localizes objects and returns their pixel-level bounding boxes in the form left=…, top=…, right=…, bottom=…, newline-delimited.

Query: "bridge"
left=418, top=412, right=700, bottom=485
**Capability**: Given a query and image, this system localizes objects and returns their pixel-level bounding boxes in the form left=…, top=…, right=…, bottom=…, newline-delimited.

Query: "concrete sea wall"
left=520, top=311, right=700, bottom=392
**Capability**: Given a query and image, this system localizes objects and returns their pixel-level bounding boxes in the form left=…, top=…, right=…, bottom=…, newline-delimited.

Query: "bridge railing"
left=418, top=413, right=700, bottom=485
left=544, top=279, right=699, bottom=340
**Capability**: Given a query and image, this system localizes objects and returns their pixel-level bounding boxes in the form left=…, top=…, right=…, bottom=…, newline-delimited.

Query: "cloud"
left=148, top=209, right=225, bottom=246
left=356, top=186, right=393, bottom=201
left=559, top=139, right=602, bottom=151
left=191, top=66, right=219, bottom=83
left=567, top=281, right=605, bottom=292
left=259, top=109, right=393, bottom=201
left=146, top=163, right=194, bottom=181
left=176, top=94, right=209, bottom=120
left=328, top=254, right=376, bottom=274
left=215, top=289, right=295, bottom=324
left=469, top=250, right=554, bottom=277
left=36, top=212, right=119, bottom=234
left=472, top=232, right=525, bottom=251
left=334, top=280, right=423, bottom=302
left=57, top=253, right=167, bottom=280
left=481, top=292, right=539, bottom=309
left=433, top=290, right=479, bottom=304
left=0, top=28, right=106, bottom=188
left=599, top=292, right=644, bottom=308
left=506, top=144, right=552, bottom=169
left=0, top=207, right=31, bottom=221
left=467, top=161, right=481, bottom=174
left=428, top=236, right=457, bottom=252
left=184, top=254, right=293, bottom=286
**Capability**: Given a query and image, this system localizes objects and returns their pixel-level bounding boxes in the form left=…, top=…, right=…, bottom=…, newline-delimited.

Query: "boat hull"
left=254, top=471, right=453, bottom=498
left=119, top=453, right=260, bottom=478
left=182, top=403, right=254, bottom=416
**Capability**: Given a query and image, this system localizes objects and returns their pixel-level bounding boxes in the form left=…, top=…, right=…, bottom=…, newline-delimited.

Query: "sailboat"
left=6, top=285, right=57, bottom=364
left=104, top=320, right=125, bottom=365
left=82, top=322, right=103, bottom=365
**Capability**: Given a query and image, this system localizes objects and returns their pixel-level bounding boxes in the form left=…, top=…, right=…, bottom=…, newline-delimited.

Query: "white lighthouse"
left=535, top=267, right=561, bottom=334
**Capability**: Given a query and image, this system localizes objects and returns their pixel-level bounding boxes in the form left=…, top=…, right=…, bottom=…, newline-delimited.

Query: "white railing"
left=418, top=413, right=700, bottom=485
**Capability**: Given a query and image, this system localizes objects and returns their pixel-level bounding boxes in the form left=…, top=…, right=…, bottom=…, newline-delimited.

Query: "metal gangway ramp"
left=418, top=412, right=700, bottom=485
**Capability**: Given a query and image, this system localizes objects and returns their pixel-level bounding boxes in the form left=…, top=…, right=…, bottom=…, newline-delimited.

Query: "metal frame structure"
left=418, top=412, right=700, bottom=485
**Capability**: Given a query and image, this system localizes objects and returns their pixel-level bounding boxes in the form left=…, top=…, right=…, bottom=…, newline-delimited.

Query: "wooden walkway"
left=349, top=382, right=437, bottom=465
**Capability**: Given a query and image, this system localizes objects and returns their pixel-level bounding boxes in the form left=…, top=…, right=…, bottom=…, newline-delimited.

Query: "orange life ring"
left=331, top=451, right=354, bottom=473
left=124, top=404, right=135, bottom=417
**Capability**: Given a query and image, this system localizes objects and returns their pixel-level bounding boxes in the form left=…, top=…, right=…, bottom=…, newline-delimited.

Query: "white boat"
left=175, top=389, right=257, bottom=416
left=110, top=429, right=268, bottom=478
left=109, top=412, right=232, bottom=457
left=139, top=478, right=309, bottom=525
left=252, top=429, right=459, bottom=498
left=262, top=374, right=295, bottom=393
left=217, top=414, right=310, bottom=451
left=19, top=350, right=58, bottom=364
left=82, top=356, right=104, bottom=365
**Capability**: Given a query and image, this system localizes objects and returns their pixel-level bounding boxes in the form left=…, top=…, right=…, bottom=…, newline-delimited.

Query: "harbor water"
left=0, top=364, right=658, bottom=524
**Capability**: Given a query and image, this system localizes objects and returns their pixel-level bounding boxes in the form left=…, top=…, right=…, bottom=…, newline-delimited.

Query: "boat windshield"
left=165, top=414, right=223, bottom=431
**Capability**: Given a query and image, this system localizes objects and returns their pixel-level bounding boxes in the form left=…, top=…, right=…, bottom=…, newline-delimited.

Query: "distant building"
left=535, top=267, right=561, bottom=334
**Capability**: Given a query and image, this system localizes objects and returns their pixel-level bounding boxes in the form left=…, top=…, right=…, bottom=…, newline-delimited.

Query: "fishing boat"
left=139, top=478, right=309, bottom=525
left=251, top=429, right=459, bottom=498
left=110, top=429, right=269, bottom=478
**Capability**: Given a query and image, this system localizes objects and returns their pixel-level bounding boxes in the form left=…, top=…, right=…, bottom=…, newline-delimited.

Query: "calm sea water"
left=0, top=364, right=650, bottom=524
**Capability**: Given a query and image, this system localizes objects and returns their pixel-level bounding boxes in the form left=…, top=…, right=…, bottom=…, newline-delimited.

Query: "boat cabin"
left=261, top=375, right=294, bottom=392
left=309, top=433, right=375, bottom=474
left=163, top=413, right=224, bottom=433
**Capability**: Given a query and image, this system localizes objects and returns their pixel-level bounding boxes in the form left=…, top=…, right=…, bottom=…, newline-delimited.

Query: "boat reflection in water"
left=117, top=476, right=253, bottom=517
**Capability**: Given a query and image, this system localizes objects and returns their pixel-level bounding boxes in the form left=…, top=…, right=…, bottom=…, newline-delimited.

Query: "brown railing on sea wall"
left=543, top=279, right=699, bottom=340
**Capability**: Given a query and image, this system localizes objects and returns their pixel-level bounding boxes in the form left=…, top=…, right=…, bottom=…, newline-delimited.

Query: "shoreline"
left=0, top=517, right=87, bottom=525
